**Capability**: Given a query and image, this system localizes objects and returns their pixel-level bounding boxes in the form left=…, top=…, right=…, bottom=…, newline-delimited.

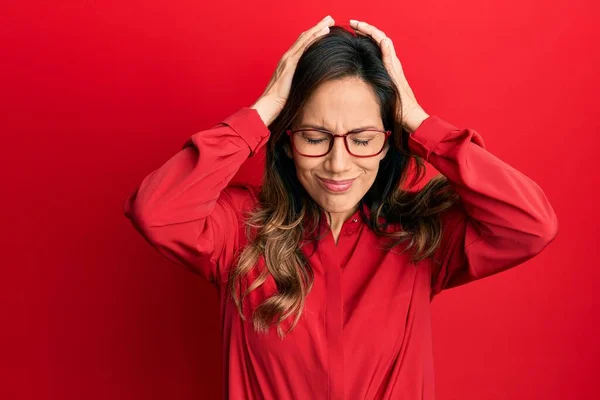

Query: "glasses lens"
left=292, top=130, right=331, bottom=156
left=292, top=130, right=386, bottom=156
left=346, top=131, right=386, bottom=156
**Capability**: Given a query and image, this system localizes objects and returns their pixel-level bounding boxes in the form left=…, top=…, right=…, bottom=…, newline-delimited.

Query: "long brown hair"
left=227, top=26, right=459, bottom=338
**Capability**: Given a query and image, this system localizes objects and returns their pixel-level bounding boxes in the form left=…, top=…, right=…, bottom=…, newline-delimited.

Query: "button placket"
left=318, top=224, right=345, bottom=399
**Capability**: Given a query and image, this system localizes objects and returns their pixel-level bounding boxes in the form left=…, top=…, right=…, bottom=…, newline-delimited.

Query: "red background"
left=2, top=0, right=598, bottom=399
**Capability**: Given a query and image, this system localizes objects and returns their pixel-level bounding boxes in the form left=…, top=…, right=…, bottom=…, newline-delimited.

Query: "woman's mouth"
left=318, top=177, right=356, bottom=193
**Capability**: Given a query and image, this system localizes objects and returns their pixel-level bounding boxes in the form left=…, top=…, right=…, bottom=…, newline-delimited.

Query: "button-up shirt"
left=124, top=107, right=558, bottom=399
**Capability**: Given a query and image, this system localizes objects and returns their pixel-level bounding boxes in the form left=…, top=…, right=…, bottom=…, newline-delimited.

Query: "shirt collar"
left=316, top=201, right=372, bottom=227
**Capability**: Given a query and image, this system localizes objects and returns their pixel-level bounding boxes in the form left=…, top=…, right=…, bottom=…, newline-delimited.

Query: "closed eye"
left=351, top=139, right=371, bottom=146
left=306, top=138, right=327, bottom=144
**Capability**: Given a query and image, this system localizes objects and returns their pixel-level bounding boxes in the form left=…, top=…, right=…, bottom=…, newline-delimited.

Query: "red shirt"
left=124, top=107, right=558, bottom=399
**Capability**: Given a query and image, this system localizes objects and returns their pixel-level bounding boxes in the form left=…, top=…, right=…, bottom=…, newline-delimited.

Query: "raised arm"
left=123, top=107, right=269, bottom=285
left=343, top=19, right=559, bottom=300
left=407, top=116, right=559, bottom=300
left=123, top=16, right=337, bottom=286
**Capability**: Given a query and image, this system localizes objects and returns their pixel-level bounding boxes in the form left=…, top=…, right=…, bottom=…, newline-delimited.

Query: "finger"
left=292, top=15, right=334, bottom=51
left=381, top=37, right=404, bottom=72
left=289, top=16, right=334, bottom=58
left=382, top=37, right=395, bottom=56
left=313, top=15, right=335, bottom=31
left=349, top=20, right=387, bottom=46
left=380, top=37, right=396, bottom=61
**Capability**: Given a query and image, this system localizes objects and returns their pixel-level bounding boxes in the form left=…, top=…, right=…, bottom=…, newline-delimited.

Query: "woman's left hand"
left=349, top=19, right=430, bottom=133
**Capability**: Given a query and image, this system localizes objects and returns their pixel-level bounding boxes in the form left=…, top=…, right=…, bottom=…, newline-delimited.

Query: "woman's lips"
left=318, top=177, right=355, bottom=193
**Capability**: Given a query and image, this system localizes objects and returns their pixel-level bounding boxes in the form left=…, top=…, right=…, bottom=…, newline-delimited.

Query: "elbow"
left=528, top=211, right=559, bottom=255
left=123, top=193, right=156, bottom=237
left=543, top=214, right=559, bottom=245
left=541, top=206, right=559, bottom=244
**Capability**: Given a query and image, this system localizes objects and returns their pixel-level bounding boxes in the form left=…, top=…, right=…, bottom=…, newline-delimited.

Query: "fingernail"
left=324, top=15, right=332, bottom=21
left=349, top=19, right=358, bottom=25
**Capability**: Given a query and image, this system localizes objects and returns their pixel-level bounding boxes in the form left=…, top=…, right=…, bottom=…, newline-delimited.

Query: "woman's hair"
left=227, top=26, right=459, bottom=338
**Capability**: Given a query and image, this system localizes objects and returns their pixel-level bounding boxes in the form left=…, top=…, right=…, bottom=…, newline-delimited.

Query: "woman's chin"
left=317, top=195, right=359, bottom=213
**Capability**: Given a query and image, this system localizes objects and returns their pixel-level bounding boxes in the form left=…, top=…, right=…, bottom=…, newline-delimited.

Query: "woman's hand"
left=349, top=20, right=430, bottom=133
left=251, top=15, right=335, bottom=126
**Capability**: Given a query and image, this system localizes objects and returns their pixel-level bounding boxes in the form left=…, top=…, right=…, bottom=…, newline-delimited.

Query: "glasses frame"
left=285, top=128, right=392, bottom=158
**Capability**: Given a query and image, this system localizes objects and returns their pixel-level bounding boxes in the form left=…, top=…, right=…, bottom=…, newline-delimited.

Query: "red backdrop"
left=2, top=0, right=598, bottom=399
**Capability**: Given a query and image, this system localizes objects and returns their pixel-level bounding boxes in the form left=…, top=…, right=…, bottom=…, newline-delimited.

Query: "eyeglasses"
left=285, top=128, right=392, bottom=158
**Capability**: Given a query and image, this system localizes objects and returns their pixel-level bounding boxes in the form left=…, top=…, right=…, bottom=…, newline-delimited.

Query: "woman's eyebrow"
left=296, top=123, right=382, bottom=132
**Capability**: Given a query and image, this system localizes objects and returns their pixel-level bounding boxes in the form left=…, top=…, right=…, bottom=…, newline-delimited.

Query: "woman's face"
left=286, top=77, right=389, bottom=222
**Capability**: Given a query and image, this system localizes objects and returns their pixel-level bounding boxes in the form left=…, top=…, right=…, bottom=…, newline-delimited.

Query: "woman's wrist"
left=250, top=97, right=281, bottom=127
left=402, top=106, right=430, bottom=134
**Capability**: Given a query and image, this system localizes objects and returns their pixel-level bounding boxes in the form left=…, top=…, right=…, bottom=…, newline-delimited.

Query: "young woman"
left=124, top=15, right=558, bottom=400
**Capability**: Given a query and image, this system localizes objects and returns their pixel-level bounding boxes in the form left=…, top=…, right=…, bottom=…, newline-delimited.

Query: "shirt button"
left=352, top=218, right=358, bottom=223
left=344, top=227, right=356, bottom=235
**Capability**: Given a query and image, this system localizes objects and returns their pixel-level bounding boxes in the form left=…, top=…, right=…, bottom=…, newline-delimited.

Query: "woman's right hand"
left=251, top=15, right=335, bottom=126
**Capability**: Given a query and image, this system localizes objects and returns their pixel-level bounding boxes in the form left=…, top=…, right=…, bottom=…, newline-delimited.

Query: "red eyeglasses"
left=286, top=128, right=392, bottom=158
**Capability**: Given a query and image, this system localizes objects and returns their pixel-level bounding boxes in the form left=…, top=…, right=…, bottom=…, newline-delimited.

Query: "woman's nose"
left=325, top=137, right=353, bottom=170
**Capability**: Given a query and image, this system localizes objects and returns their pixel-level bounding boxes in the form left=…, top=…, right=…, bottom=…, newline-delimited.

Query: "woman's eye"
left=306, top=138, right=326, bottom=144
left=352, top=139, right=371, bottom=146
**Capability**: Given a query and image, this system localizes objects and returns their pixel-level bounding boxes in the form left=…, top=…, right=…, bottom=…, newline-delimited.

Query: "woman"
left=124, top=15, right=558, bottom=400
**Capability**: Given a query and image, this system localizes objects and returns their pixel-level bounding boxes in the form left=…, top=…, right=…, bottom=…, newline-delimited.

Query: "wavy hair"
left=227, top=26, right=459, bottom=338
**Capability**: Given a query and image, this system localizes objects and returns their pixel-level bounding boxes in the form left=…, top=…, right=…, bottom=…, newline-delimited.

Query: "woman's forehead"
left=296, top=80, right=383, bottom=130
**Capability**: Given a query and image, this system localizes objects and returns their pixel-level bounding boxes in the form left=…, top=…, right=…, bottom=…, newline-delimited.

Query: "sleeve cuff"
left=407, top=115, right=460, bottom=162
left=220, top=107, right=271, bottom=157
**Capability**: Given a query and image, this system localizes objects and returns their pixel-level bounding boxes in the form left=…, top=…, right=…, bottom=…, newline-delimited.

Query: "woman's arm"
left=123, top=15, right=337, bottom=286
left=407, top=116, right=559, bottom=300
left=123, top=107, right=270, bottom=286
left=344, top=20, right=558, bottom=299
